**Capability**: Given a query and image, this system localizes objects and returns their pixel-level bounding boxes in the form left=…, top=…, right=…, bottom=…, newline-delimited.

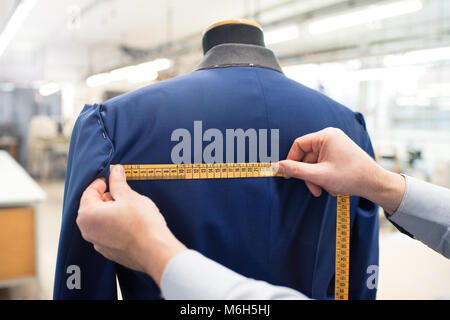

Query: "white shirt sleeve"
left=389, top=175, right=450, bottom=258
left=161, top=249, right=310, bottom=300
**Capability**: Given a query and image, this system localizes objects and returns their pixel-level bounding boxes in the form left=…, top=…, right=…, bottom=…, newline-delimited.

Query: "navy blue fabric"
left=54, top=66, right=379, bottom=299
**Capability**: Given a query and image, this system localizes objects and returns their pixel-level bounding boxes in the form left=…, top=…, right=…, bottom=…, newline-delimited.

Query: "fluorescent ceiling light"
left=86, top=58, right=172, bottom=86
left=86, top=73, right=111, bottom=87
left=109, top=65, right=137, bottom=81
left=127, top=70, right=158, bottom=84
left=137, top=58, right=172, bottom=72
left=349, top=66, right=424, bottom=82
left=39, top=82, right=60, bottom=96
left=0, top=0, right=38, bottom=58
left=309, top=0, right=423, bottom=34
left=385, top=47, right=450, bottom=66
left=265, top=25, right=299, bottom=45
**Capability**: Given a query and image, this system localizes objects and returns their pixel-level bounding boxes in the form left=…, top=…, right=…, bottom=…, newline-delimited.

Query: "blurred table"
left=0, top=150, right=46, bottom=293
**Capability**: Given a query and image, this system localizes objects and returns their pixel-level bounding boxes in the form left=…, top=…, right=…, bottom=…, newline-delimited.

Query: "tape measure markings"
left=123, top=163, right=282, bottom=180
left=335, top=194, right=350, bottom=300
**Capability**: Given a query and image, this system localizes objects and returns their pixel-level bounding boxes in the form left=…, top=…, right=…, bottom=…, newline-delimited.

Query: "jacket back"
left=54, top=45, right=379, bottom=299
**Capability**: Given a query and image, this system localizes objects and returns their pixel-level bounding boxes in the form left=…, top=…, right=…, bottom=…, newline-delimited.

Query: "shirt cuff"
left=390, top=174, right=409, bottom=218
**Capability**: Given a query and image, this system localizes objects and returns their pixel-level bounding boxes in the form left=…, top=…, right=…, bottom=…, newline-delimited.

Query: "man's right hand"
left=277, top=127, right=406, bottom=214
left=76, top=164, right=186, bottom=286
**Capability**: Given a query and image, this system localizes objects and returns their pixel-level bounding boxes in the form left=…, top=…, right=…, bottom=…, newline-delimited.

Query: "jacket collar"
left=196, top=43, right=283, bottom=73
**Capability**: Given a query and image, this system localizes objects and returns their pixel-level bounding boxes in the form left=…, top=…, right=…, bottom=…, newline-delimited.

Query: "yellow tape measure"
left=123, top=163, right=282, bottom=180
left=122, top=162, right=350, bottom=300
left=335, top=194, right=350, bottom=300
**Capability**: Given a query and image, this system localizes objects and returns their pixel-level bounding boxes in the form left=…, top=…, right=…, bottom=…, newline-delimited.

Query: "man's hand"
left=76, top=164, right=186, bottom=286
left=278, top=127, right=405, bottom=214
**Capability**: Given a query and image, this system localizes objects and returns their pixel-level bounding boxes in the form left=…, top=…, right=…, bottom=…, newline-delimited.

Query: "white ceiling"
left=0, top=0, right=449, bottom=85
left=0, top=0, right=297, bottom=83
left=6, top=0, right=288, bottom=49
left=10, top=0, right=348, bottom=47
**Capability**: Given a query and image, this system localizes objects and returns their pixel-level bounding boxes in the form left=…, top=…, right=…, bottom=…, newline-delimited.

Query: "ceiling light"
left=349, top=66, right=424, bottom=82
left=384, top=46, right=450, bottom=66
left=0, top=0, right=38, bottom=58
left=137, top=58, right=172, bottom=72
left=109, top=65, right=137, bottom=81
left=86, top=73, right=111, bottom=87
left=127, top=70, right=158, bottom=84
left=309, top=0, right=423, bottom=34
left=85, top=58, right=172, bottom=87
left=405, top=46, right=450, bottom=64
left=264, top=26, right=299, bottom=45
left=39, top=82, right=60, bottom=96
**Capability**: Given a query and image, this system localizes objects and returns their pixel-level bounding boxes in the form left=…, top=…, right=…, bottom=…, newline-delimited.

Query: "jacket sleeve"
left=53, top=104, right=117, bottom=299
left=348, top=114, right=380, bottom=299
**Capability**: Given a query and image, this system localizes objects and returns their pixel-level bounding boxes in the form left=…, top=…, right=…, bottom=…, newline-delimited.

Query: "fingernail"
left=271, top=162, right=279, bottom=174
left=114, top=164, right=124, bottom=176
left=275, top=162, right=282, bottom=174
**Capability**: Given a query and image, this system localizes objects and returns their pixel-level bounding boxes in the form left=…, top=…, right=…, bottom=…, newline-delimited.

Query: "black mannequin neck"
left=202, top=23, right=265, bottom=54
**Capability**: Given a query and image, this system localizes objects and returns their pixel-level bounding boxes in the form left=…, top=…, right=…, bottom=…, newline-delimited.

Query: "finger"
left=277, top=159, right=322, bottom=181
left=305, top=181, right=322, bottom=197
left=301, top=152, right=321, bottom=196
left=77, top=200, right=117, bottom=245
left=277, top=160, right=323, bottom=196
left=286, top=130, right=325, bottom=161
left=93, top=243, right=108, bottom=257
left=93, top=244, right=117, bottom=263
left=80, top=177, right=107, bottom=207
left=102, top=192, right=113, bottom=202
left=303, top=151, right=319, bottom=165
left=109, top=165, right=132, bottom=200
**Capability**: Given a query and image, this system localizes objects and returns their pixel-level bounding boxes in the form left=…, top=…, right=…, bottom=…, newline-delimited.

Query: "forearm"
left=141, top=228, right=187, bottom=286
left=362, top=164, right=406, bottom=214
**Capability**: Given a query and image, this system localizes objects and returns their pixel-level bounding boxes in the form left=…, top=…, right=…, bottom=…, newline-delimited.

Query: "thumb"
left=277, top=159, right=323, bottom=181
left=109, top=164, right=132, bottom=200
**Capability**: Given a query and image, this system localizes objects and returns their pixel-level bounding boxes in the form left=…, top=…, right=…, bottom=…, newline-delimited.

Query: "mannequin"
left=197, top=19, right=282, bottom=72
left=202, top=19, right=265, bottom=54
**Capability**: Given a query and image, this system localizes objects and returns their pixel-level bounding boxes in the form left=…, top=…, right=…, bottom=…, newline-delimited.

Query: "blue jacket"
left=54, top=43, right=379, bottom=299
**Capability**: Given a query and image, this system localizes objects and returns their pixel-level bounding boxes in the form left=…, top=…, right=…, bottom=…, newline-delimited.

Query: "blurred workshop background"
left=0, top=0, right=449, bottom=300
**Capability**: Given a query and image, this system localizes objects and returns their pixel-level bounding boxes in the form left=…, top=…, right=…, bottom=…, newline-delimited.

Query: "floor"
left=378, top=228, right=450, bottom=299
left=1, top=180, right=449, bottom=300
